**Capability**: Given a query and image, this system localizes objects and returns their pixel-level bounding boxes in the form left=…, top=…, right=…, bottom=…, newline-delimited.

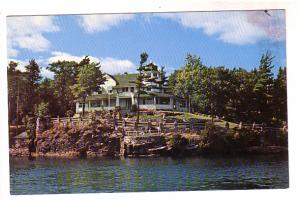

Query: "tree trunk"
left=82, top=96, right=86, bottom=117
left=137, top=90, right=140, bottom=124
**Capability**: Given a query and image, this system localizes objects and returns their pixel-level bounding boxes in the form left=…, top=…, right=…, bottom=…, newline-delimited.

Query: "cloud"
left=100, top=57, right=136, bottom=74
left=7, top=58, right=54, bottom=79
left=78, top=14, right=134, bottom=33
left=154, top=10, right=285, bottom=45
left=7, top=16, right=59, bottom=57
left=47, top=51, right=136, bottom=75
left=47, top=51, right=98, bottom=63
left=40, top=67, right=54, bottom=79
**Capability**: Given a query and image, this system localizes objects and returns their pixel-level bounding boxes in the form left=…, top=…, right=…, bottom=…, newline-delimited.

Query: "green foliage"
left=7, top=51, right=287, bottom=128
left=47, top=60, right=79, bottom=116
left=7, top=60, right=41, bottom=124
left=71, top=56, right=106, bottom=116
left=132, top=52, right=149, bottom=123
left=272, top=67, right=287, bottom=125
left=66, top=110, right=75, bottom=117
left=24, top=115, right=36, bottom=138
left=35, top=102, right=49, bottom=118
left=170, top=52, right=287, bottom=125
left=253, top=51, right=275, bottom=123
left=24, top=59, right=41, bottom=115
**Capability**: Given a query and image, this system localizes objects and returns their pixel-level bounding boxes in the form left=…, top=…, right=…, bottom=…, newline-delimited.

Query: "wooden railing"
left=50, top=117, right=287, bottom=137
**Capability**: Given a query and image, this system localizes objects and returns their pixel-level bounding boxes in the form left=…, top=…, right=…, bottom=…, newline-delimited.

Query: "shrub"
left=66, top=110, right=74, bottom=117
left=35, top=102, right=49, bottom=118
left=131, top=104, right=138, bottom=113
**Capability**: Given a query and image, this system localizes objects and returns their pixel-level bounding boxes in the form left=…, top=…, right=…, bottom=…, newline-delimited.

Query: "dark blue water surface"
left=10, top=155, right=289, bottom=194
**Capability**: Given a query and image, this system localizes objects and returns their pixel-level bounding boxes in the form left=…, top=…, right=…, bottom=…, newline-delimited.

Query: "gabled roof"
left=113, top=73, right=138, bottom=87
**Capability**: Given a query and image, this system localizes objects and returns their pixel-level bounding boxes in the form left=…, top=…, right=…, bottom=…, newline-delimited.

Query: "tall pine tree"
left=253, top=51, right=274, bottom=124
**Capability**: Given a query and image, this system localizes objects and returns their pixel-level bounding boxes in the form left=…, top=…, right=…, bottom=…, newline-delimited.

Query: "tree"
left=37, top=78, right=57, bottom=116
left=133, top=52, right=148, bottom=124
left=171, top=54, right=203, bottom=112
left=253, top=51, right=275, bottom=124
left=71, top=57, right=106, bottom=116
left=47, top=60, right=79, bottom=116
left=155, top=66, right=168, bottom=91
left=7, top=61, right=30, bottom=124
left=35, top=102, right=49, bottom=118
left=8, top=61, right=18, bottom=123
left=272, top=67, right=287, bottom=125
left=24, top=59, right=41, bottom=115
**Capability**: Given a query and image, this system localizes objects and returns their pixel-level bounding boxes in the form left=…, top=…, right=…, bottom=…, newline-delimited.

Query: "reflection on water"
left=10, top=154, right=289, bottom=194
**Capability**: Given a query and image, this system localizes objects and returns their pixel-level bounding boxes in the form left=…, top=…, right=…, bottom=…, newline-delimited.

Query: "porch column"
left=154, top=96, right=156, bottom=105
left=76, top=102, right=79, bottom=113
left=108, top=95, right=111, bottom=107
left=88, top=101, right=91, bottom=112
left=170, top=97, right=174, bottom=110
left=101, top=99, right=104, bottom=106
left=131, top=94, right=135, bottom=105
left=116, top=95, right=120, bottom=106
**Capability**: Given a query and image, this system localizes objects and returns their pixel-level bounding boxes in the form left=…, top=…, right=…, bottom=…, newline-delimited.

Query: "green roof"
left=113, top=73, right=138, bottom=87
left=76, top=94, right=117, bottom=102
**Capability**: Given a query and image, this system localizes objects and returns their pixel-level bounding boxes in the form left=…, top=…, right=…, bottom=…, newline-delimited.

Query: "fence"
left=50, top=116, right=287, bottom=139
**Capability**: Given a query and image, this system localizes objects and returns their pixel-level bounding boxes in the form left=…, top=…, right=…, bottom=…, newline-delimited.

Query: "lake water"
left=10, top=154, right=289, bottom=194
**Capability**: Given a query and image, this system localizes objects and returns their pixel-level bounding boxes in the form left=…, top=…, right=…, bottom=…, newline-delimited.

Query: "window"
left=179, top=101, right=186, bottom=107
left=139, top=99, right=146, bottom=105
left=91, top=101, right=101, bottom=107
left=130, top=87, right=134, bottom=92
left=122, top=88, right=129, bottom=92
left=109, top=90, right=112, bottom=94
left=103, top=100, right=108, bottom=106
left=160, top=97, right=170, bottom=105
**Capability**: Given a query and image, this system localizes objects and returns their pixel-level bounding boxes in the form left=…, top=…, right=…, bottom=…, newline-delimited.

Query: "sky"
left=6, top=10, right=286, bottom=78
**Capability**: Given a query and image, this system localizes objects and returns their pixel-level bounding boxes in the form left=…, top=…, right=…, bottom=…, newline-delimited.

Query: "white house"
left=75, top=63, right=189, bottom=113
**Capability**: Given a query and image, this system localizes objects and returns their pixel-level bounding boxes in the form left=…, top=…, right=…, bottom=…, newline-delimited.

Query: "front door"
left=126, top=98, right=132, bottom=110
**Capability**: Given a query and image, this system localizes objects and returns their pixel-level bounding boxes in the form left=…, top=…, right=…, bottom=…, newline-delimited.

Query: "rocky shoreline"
left=9, top=120, right=288, bottom=159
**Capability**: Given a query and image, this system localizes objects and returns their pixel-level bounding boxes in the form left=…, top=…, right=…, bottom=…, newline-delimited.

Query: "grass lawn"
left=137, top=111, right=237, bottom=129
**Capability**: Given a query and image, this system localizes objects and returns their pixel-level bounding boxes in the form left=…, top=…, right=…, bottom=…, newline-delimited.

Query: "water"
left=10, top=155, right=289, bottom=194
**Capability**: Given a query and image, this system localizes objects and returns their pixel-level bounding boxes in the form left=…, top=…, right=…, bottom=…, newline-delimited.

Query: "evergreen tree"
left=37, top=78, right=57, bottom=117
left=24, top=59, right=41, bottom=115
left=272, top=67, right=287, bottom=125
left=254, top=51, right=274, bottom=124
left=71, top=57, right=106, bottom=116
left=134, top=52, right=148, bottom=123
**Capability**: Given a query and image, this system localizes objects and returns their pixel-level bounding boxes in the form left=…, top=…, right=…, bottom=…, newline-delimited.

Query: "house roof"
left=113, top=73, right=138, bottom=87
left=75, top=94, right=117, bottom=102
left=134, top=92, right=174, bottom=98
